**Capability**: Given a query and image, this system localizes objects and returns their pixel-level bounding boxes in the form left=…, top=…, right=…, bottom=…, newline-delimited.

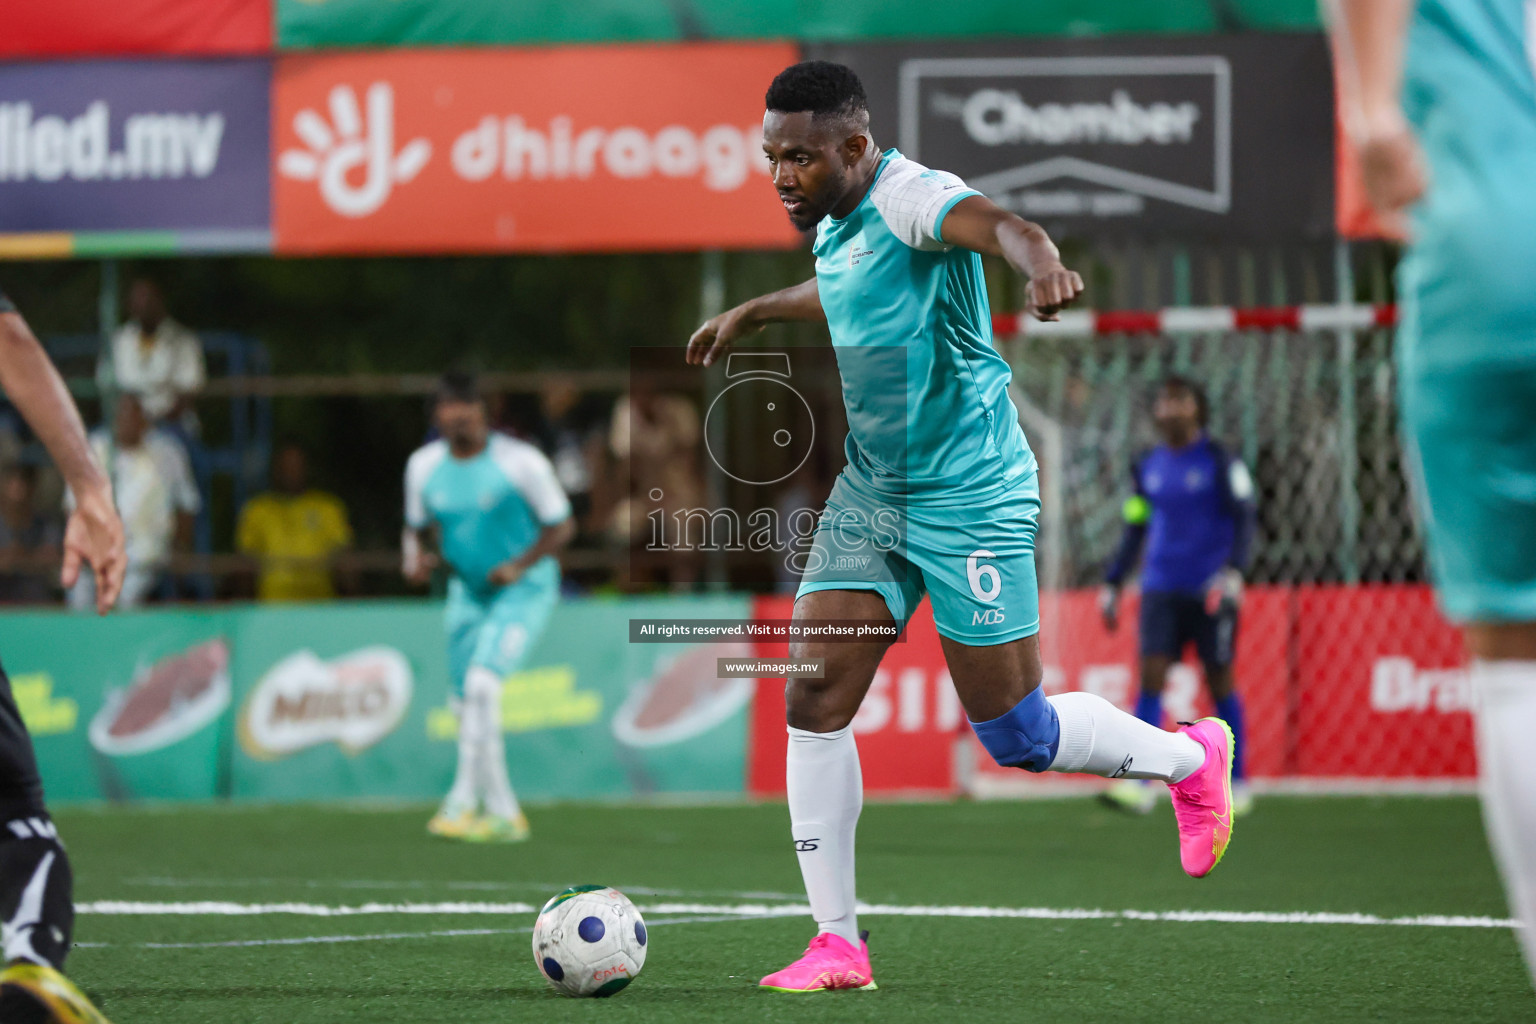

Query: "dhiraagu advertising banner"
left=0, top=596, right=754, bottom=805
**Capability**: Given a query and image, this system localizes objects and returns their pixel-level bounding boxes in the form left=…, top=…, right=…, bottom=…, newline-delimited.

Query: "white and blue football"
left=532, top=885, right=648, bottom=997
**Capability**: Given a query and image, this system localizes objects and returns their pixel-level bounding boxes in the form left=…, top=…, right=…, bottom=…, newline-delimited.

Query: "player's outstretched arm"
left=686, top=278, right=823, bottom=367
left=0, top=308, right=125, bottom=613
left=401, top=526, right=441, bottom=586
left=938, top=196, right=1084, bottom=321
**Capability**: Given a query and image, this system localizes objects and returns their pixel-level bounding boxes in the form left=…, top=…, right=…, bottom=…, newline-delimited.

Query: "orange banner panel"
left=273, top=44, right=805, bottom=254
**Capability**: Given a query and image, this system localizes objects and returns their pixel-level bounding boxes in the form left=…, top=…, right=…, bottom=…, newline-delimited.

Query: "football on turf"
left=532, top=885, right=648, bottom=997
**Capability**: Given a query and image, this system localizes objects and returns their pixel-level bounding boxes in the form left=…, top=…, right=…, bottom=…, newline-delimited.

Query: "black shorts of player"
left=1138, top=591, right=1240, bottom=668
left=0, top=658, right=46, bottom=819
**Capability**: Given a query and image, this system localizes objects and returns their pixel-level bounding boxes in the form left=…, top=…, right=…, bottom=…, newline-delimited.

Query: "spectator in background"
left=539, top=379, right=608, bottom=537
left=237, top=441, right=354, bottom=602
left=103, top=277, right=205, bottom=435
left=67, top=393, right=199, bottom=611
left=610, top=379, right=703, bottom=588
left=0, top=464, right=60, bottom=605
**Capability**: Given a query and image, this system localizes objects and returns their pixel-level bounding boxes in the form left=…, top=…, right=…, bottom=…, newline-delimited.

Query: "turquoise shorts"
left=446, top=579, right=559, bottom=695
left=794, top=470, right=1041, bottom=645
left=1399, top=348, right=1536, bottom=623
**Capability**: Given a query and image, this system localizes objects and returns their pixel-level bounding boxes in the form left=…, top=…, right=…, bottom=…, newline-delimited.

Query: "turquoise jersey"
left=1400, top=0, right=1536, bottom=368
left=812, top=149, right=1036, bottom=505
left=405, top=433, right=571, bottom=603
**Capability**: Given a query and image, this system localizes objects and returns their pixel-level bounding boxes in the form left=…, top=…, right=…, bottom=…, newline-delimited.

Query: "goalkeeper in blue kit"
left=1099, top=377, right=1256, bottom=816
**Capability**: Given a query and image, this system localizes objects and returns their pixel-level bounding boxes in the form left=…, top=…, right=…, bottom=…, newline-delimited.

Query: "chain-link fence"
left=1003, top=320, right=1423, bottom=593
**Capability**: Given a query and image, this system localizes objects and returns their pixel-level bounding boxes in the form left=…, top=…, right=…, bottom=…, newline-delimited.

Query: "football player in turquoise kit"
left=403, top=372, right=574, bottom=843
left=688, top=61, right=1237, bottom=992
left=1100, top=376, right=1257, bottom=816
left=1330, top=0, right=1536, bottom=991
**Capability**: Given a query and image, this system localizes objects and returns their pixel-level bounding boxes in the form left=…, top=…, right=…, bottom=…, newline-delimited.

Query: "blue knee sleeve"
left=969, top=687, right=1061, bottom=773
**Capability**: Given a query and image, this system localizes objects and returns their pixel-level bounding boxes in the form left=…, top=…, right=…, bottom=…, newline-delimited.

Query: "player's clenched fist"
left=1026, top=264, right=1086, bottom=322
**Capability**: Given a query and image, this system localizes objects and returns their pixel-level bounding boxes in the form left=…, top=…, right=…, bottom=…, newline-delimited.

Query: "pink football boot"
left=1169, top=718, right=1236, bottom=878
left=759, top=931, right=877, bottom=993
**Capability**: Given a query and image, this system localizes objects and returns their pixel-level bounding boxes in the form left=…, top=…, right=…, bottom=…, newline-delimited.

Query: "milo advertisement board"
left=228, top=602, right=450, bottom=802
left=423, top=594, right=755, bottom=802
left=0, top=596, right=755, bottom=805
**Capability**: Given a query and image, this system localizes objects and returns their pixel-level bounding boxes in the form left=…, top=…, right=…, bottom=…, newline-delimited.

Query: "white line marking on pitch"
left=71, top=914, right=763, bottom=951
left=119, top=878, right=806, bottom=900
left=74, top=900, right=1518, bottom=930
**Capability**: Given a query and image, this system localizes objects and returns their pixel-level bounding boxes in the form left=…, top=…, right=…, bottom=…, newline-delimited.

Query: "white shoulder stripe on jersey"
left=869, top=155, right=979, bottom=252
left=403, top=439, right=450, bottom=530
left=488, top=434, right=572, bottom=526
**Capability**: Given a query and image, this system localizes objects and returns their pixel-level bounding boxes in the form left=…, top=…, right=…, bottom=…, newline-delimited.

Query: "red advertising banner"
left=1291, top=585, right=1470, bottom=777
left=751, top=584, right=1471, bottom=797
left=747, top=595, right=960, bottom=796
left=272, top=44, right=804, bottom=255
left=3, top=0, right=272, bottom=59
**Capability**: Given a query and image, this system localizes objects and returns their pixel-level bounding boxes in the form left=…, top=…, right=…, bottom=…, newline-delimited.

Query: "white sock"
left=1472, top=659, right=1536, bottom=989
left=1046, top=691, right=1205, bottom=783
left=467, top=667, right=522, bottom=820
left=786, top=724, right=862, bottom=946
left=440, top=695, right=479, bottom=818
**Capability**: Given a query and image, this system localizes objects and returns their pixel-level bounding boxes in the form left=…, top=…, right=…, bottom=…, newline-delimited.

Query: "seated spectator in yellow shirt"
left=237, top=442, right=352, bottom=601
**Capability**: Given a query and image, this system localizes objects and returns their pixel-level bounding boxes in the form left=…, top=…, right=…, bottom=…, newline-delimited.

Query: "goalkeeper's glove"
left=1205, top=566, right=1244, bottom=615
left=1098, top=585, right=1121, bottom=632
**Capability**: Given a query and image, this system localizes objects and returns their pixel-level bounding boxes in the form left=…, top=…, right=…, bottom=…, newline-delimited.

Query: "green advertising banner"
left=0, top=595, right=754, bottom=806
left=0, top=609, right=232, bottom=803
left=277, top=0, right=1321, bottom=50
left=228, top=602, right=453, bottom=802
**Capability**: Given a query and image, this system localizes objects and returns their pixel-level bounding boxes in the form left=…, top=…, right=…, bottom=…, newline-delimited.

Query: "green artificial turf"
left=49, top=796, right=1535, bottom=1023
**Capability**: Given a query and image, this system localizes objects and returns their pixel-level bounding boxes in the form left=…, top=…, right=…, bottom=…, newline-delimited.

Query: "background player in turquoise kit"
left=403, top=372, right=574, bottom=844
left=1329, top=0, right=1536, bottom=992
left=687, top=61, right=1238, bottom=993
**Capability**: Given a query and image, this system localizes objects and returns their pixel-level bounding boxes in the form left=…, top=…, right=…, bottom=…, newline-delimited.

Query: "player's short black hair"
left=765, top=61, right=869, bottom=127
left=437, top=370, right=484, bottom=405
left=1160, top=375, right=1209, bottom=427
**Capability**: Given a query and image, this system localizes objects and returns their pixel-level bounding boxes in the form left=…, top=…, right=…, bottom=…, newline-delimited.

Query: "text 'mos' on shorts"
left=793, top=471, right=1041, bottom=645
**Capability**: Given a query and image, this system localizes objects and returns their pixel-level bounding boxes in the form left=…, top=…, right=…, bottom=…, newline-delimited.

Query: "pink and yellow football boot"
left=1169, top=718, right=1236, bottom=878
left=759, top=931, right=877, bottom=993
